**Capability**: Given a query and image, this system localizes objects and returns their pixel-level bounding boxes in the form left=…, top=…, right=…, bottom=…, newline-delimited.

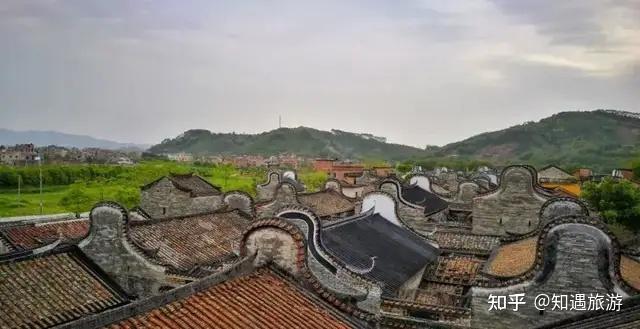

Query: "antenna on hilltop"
left=279, top=115, right=282, bottom=128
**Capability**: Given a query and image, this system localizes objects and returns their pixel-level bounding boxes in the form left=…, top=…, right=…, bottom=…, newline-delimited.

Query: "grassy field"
left=0, top=161, right=326, bottom=218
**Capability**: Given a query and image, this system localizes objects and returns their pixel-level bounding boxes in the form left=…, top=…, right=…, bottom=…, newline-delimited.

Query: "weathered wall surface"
left=538, top=167, right=577, bottom=183
left=256, top=172, right=280, bottom=201
left=449, top=182, right=480, bottom=212
left=540, top=198, right=588, bottom=223
left=256, top=184, right=298, bottom=219
left=473, top=167, right=548, bottom=236
left=140, top=178, right=222, bottom=219
left=397, top=265, right=427, bottom=300
left=379, top=182, right=428, bottom=232
left=243, top=227, right=300, bottom=275
left=472, top=224, right=620, bottom=329
left=223, top=192, right=254, bottom=217
left=79, top=205, right=177, bottom=298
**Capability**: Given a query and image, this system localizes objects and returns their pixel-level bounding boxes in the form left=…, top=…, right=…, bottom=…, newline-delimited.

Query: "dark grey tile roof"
left=401, top=185, right=449, bottom=215
left=168, top=173, right=221, bottom=196
left=322, top=213, right=439, bottom=297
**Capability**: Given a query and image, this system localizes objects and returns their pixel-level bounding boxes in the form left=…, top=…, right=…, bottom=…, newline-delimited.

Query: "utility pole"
left=17, top=174, right=21, bottom=205
left=37, top=154, right=43, bottom=214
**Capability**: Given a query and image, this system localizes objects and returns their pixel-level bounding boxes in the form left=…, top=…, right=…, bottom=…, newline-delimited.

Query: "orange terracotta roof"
left=424, top=255, right=484, bottom=284
left=297, top=190, right=355, bottom=218
left=486, top=238, right=537, bottom=277
left=414, top=282, right=464, bottom=307
left=621, top=256, right=640, bottom=291
left=128, top=210, right=250, bottom=273
left=108, top=269, right=354, bottom=329
left=2, top=219, right=89, bottom=250
left=540, top=183, right=581, bottom=197
left=0, top=250, right=127, bottom=329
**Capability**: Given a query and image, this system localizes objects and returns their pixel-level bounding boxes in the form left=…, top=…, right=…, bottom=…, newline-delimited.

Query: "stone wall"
left=223, top=191, right=254, bottom=217
left=538, top=166, right=577, bottom=184
left=243, top=227, right=300, bottom=275
left=473, top=166, right=548, bottom=236
left=79, top=203, right=177, bottom=298
left=540, top=198, right=589, bottom=223
left=472, top=223, right=624, bottom=329
left=140, top=177, right=222, bottom=219
left=449, top=182, right=480, bottom=212
left=379, top=182, right=428, bottom=232
left=256, top=184, right=298, bottom=219
left=256, top=172, right=281, bottom=201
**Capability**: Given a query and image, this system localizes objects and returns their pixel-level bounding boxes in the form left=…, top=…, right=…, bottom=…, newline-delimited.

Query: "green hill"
left=433, top=110, right=640, bottom=171
left=148, top=127, right=426, bottom=161
left=149, top=110, right=640, bottom=170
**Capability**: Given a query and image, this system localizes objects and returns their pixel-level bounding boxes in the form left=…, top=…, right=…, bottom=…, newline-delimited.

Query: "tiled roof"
left=297, top=190, right=355, bottom=218
left=401, top=185, right=448, bottom=215
left=0, top=249, right=127, bottom=329
left=108, top=269, right=354, bottom=329
left=128, top=210, right=250, bottom=273
left=2, top=219, right=89, bottom=251
left=432, top=231, right=500, bottom=255
left=168, top=173, right=221, bottom=196
left=424, top=255, right=484, bottom=285
left=414, top=282, right=464, bottom=307
left=322, top=213, right=438, bottom=296
left=621, top=255, right=640, bottom=291
left=0, top=235, right=14, bottom=254
left=485, top=238, right=537, bottom=277
left=536, top=295, right=640, bottom=329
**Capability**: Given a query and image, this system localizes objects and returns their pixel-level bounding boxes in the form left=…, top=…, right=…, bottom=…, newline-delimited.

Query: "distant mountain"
left=0, top=128, right=149, bottom=150
left=148, top=127, right=425, bottom=161
left=432, top=110, right=640, bottom=171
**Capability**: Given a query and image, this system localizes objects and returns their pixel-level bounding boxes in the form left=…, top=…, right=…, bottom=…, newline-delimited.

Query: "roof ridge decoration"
left=275, top=205, right=384, bottom=291
left=223, top=190, right=255, bottom=217
left=472, top=165, right=551, bottom=236
left=258, top=170, right=281, bottom=187
left=406, top=173, right=433, bottom=192
left=360, top=190, right=440, bottom=248
left=240, top=216, right=379, bottom=321
left=499, top=197, right=591, bottom=243
left=477, top=214, right=639, bottom=296
left=79, top=201, right=176, bottom=297
left=379, top=178, right=425, bottom=211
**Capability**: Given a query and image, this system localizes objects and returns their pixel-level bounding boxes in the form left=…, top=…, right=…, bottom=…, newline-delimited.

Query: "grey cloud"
left=0, top=0, right=638, bottom=147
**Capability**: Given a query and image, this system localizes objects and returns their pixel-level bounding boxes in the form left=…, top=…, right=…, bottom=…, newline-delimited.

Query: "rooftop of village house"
left=2, top=163, right=639, bottom=329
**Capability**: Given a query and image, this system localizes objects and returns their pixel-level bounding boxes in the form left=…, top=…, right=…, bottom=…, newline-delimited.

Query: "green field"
left=0, top=161, right=325, bottom=218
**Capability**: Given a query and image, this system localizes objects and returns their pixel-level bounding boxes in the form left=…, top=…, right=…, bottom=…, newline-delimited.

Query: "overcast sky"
left=0, top=0, right=638, bottom=147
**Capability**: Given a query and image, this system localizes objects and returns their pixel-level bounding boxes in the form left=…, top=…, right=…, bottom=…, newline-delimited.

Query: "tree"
left=111, top=186, right=140, bottom=208
left=396, top=161, right=414, bottom=174
left=632, top=158, right=640, bottom=180
left=582, top=178, right=640, bottom=231
left=58, top=184, right=92, bottom=217
left=298, top=170, right=328, bottom=192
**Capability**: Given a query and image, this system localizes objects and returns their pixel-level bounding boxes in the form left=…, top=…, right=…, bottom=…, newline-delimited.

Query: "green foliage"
left=582, top=178, right=640, bottom=231
left=58, top=183, right=92, bottom=215
left=0, top=161, right=267, bottom=217
left=436, top=110, right=640, bottom=171
left=632, top=158, right=640, bottom=180
left=396, top=162, right=413, bottom=174
left=110, top=186, right=140, bottom=209
left=298, top=169, right=329, bottom=192
left=148, top=127, right=425, bottom=161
